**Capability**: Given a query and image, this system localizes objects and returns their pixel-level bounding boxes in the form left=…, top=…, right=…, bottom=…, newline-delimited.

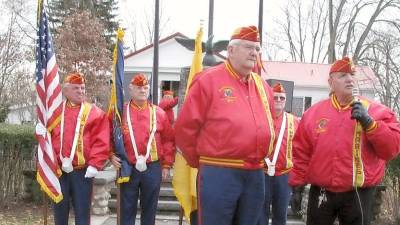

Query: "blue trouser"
left=120, top=161, right=161, bottom=225
left=198, top=165, right=265, bottom=225
left=54, top=169, right=93, bottom=225
left=258, top=174, right=291, bottom=225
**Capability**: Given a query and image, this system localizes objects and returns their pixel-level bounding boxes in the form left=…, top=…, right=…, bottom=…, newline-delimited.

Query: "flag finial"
left=117, top=28, right=124, bottom=41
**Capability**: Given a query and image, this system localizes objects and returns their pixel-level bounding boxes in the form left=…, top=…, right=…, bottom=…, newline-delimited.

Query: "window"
left=304, top=97, right=312, bottom=111
left=292, top=97, right=304, bottom=117
left=291, top=96, right=312, bottom=117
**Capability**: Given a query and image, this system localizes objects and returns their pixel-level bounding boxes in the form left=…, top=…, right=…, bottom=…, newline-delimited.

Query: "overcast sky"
left=118, top=0, right=286, bottom=50
left=0, top=0, right=289, bottom=50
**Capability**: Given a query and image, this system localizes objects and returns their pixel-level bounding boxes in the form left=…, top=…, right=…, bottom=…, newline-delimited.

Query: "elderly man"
left=51, top=72, right=110, bottom=225
left=258, top=83, right=299, bottom=225
left=175, top=25, right=275, bottom=225
left=289, top=57, right=400, bottom=225
left=158, top=90, right=178, bottom=125
left=110, top=74, right=175, bottom=225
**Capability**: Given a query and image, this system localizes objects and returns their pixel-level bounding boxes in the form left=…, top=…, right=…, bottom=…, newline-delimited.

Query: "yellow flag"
left=185, top=27, right=204, bottom=95
left=172, top=26, right=203, bottom=222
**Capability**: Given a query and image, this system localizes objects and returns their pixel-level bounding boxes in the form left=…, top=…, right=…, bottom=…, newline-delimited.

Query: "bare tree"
left=328, top=0, right=346, bottom=63
left=55, top=10, right=112, bottom=110
left=0, top=0, right=38, bottom=123
left=328, top=0, right=400, bottom=63
left=126, top=19, right=139, bottom=52
left=0, top=11, right=34, bottom=113
left=140, top=1, right=171, bottom=46
left=272, top=0, right=329, bottom=63
left=270, top=0, right=400, bottom=65
left=359, top=31, right=400, bottom=114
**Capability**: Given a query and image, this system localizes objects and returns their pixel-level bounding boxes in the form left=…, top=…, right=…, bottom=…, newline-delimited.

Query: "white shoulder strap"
left=265, top=112, right=287, bottom=166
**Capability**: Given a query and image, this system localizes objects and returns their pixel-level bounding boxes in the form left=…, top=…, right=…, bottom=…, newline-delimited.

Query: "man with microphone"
left=289, top=57, right=400, bottom=225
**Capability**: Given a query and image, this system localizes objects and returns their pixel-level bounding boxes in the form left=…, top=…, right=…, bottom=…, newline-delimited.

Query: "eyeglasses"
left=238, top=44, right=261, bottom=53
left=273, top=96, right=286, bottom=101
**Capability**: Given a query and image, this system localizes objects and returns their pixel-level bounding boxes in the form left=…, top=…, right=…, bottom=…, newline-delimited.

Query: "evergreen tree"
left=92, top=0, right=119, bottom=48
left=47, top=0, right=119, bottom=51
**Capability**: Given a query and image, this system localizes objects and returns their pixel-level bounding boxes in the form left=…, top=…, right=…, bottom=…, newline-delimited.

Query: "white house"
left=6, top=32, right=377, bottom=124
left=123, top=32, right=225, bottom=101
left=124, top=32, right=377, bottom=117
left=262, top=61, right=376, bottom=116
left=6, top=104, right=35, bottom=124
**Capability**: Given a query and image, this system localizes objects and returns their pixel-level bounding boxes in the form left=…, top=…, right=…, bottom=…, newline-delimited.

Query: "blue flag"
left=108, top=28, right=132, bottom=183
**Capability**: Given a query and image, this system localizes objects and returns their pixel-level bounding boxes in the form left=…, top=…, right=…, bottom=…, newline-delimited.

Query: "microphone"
left=352, top=86, right=360, bottom=102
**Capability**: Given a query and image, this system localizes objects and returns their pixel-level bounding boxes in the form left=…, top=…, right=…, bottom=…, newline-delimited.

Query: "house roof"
left=123, top=33, right=377, bottom=90
left=124, top=32, right=226, bottom=63
left=125, top=32, right=188, bottom=59
left=262, top=61, right=376, bottom=89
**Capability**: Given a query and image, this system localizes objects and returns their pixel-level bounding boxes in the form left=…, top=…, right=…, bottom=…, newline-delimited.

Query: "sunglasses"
left=273, top=96, right=286, bottom=101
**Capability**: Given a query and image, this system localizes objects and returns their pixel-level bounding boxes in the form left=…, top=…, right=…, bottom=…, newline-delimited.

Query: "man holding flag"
left=35, top=2, right=109, bottom=225
left=175, top=25, right=275, bottom=225
left=50, top=72, right=110, bottom=225
left=110, top=73, right=175, bottom=225
left=35, top=0, right=63, bottom=205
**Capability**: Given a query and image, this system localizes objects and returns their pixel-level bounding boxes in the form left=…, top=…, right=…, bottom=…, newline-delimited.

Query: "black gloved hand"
left=290, top=186, right=304, bottom=215
left=351, top=102, right=374, bottom=130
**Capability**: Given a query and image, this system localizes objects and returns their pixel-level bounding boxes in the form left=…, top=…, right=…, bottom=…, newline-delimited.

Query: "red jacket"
left=265, top=112, right=299, bottom=176
left=52, top=101, right=110, bottom=170
left=122, top=102, right=175, bottom=168
left=175, top=62, right=275, bottom=169
left=289, top=95, right=400, bottom=192
left=159, top=96, right=178, bottom=125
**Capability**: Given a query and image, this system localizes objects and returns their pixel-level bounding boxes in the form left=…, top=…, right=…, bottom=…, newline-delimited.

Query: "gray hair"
left=228, top=39, right=243, bottom=47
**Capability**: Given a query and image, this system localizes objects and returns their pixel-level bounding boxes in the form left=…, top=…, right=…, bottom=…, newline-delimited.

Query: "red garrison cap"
left=272, top=83, right=285, bottom=93
left=163, top=90, right=174, bottom=96
left=230, top=26, right=260, bottom=42
left=64, top=72, right=85, bottom=84
left=329, top=57, right=355, bottom=74
left=131, top=73, right=149, bottom=86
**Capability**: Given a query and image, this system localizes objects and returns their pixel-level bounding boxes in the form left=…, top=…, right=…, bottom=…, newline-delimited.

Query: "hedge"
left=0, top=123, right=36, bottom=205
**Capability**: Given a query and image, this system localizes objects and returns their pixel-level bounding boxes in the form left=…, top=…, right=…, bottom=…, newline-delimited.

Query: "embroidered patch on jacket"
left=219, top=86, right=236, bottom=103
left=122, top=123, right=129, bottom=134
left=315, top=118, right=329, bottom=133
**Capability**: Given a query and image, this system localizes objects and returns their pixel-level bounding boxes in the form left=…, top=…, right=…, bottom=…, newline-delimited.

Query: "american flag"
left=35, top=0, right=63, bottom=203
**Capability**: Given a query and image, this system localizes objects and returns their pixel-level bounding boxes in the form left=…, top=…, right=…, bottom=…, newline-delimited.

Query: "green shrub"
left=0, top=123, right=36, bottom=205
left=0, top=123, right=36, bottom=157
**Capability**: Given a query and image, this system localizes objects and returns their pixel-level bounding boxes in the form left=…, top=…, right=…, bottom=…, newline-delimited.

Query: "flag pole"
left=116, top=170, right=121, bottom=225
left=258, top=0, right=264, bottom=45
left=109, top=27, right=126, bottom=225
left=208, top=0, right=214, bottom=38
left=152, top=0, right=160, bottom=104
left=37, top=1, right=48, bottom=224
left=43, top=192, right=48, bottom=225
left=36, top=0, right=63, bottom=223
